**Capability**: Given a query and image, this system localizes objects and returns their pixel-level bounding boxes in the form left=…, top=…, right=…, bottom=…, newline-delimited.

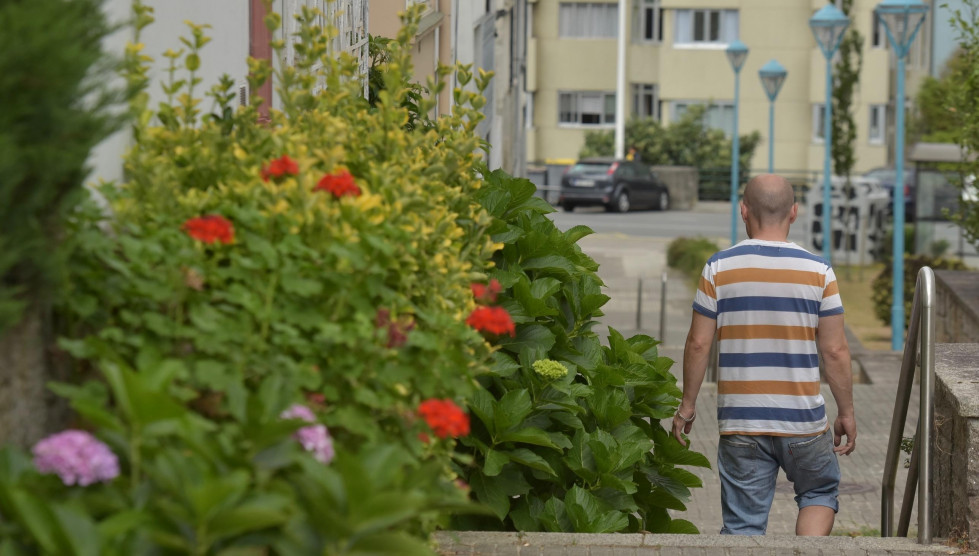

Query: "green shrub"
left=871, top=254, right=967, bottom=328
left=453, top=170, right=709, bottom=534
left=0, top=4, right=495, bottom=553
left=0, top=0, right=121, bottom=332
left=667, top=237, right=721, bottom=287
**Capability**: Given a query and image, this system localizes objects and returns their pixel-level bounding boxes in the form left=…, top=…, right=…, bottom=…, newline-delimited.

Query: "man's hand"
left=833, top=414, right=857, bottom=455
left=672, top=405, right=696, bottom=447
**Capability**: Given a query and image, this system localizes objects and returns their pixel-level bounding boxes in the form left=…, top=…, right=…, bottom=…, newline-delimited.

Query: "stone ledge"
left=433, top=531, right=959, bottom=553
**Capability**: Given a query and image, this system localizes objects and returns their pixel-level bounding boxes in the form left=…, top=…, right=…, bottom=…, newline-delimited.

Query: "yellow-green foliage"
left=62, top=3, right=497, bottom=445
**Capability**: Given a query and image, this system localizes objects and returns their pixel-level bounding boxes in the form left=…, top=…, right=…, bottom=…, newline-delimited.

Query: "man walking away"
left=672, top=174, right=857, bottom=536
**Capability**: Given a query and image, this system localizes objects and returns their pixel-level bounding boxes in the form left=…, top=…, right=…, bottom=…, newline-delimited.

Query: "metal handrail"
left=881, top=266, right=935, bottom=543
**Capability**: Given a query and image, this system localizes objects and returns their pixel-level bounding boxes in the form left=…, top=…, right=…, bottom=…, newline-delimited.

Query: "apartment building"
left=525, top=0, right=933, bottom=177
left=370, top=0, right=530, bottom=176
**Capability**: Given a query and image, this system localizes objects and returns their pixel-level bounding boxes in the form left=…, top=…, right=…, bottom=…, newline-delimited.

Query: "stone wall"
left=934, top=270, right=979, bottom=343
left=650, top=166, right=698, bottom=211
left=933, top=343, right=979, bottom=546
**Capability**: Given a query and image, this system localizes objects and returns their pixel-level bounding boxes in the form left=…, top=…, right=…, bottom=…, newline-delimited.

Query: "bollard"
left=636, top=277, right=643, bottom=330
left=659, top=272, right=667, bottom=344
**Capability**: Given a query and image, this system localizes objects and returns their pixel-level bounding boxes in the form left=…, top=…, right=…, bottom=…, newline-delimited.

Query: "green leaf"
left=564, top=486, right=629, bottom=533
left=493, top=389, right=532, bottom=433
left=483, top=450, right=509, bottom=477
left=51, top=504, right=100, bottom=556
left=652, top=427, right=711, bottom=468
left=506, top=448, right=556, bottom=476
left=468, top=388, right=496, bottom=436
left=562, top=224, right=594, bottom=243
left=208, top=494, right=292, bottom=540
left=521, top=255, right=576, bottom=278
left=498, top=324, right=555, bottom=362
left=667, top=518, right=700, bottom=534
left=469, top=473, right=509, bottom=520
left=498, top=427, right=561, bottom=449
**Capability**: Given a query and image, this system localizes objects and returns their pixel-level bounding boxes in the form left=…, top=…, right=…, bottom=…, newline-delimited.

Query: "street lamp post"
left=876, top=0, right=928, bottom=352
left=809, top=4, right=850, bottom=263
left=758, top=60, right=788, bottom=174
left=725, top=40, right=749, bottom=247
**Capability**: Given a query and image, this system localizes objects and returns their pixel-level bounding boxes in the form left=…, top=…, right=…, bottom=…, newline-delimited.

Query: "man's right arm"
left=818, top=313, right=857, bottom=455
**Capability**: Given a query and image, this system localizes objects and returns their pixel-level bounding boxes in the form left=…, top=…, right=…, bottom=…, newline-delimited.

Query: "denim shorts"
left=716, top=429, right=841, bottom=535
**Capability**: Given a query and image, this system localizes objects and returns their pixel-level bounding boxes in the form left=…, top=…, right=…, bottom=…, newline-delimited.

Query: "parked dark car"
left=558, top=158, right=670, bottom=212
left=862, top=166, right=960, bottom=222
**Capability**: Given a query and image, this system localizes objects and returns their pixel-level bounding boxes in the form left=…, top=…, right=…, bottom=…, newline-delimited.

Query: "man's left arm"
left=673, top=311, right=716, bottom=447
left=818, top=313, right=856, bottom=455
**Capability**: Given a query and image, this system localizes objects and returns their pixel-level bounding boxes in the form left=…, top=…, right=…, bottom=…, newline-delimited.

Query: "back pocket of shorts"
left=718, top=436, right=757, bottom=481
left=788, top=432, right=833, bottom=472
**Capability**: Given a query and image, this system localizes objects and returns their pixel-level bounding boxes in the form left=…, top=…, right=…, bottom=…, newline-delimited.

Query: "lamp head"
left=759, top=59, right=788, bottom=102
left=726, top=40, right=749, bottom=73
left=809, top=3, right=851, bottom=59
left=875, top=0, right=929, bottom=56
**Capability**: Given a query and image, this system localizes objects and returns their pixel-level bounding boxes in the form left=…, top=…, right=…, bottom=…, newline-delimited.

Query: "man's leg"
left=778, top=430, right=841, bottom=536
left=717, top=435, right=779, bottom=535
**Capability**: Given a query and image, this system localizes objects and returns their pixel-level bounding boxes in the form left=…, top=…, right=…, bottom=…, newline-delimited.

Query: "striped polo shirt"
left=692, top=239, right=844, bottom=436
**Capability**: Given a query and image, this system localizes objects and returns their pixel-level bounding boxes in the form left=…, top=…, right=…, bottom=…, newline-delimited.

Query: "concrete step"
left=434, top=531, right=963, bottom=555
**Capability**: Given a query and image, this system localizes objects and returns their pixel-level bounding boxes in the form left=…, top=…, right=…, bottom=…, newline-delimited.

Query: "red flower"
left=466, top=306, right=515, bottom=337
left=261, top=155, right=299, bottom=182
left=182, top=215, right=235, bottom=245
left=471, top=279, right=502, bottom=303
left=314, top=169, right=361, bottom=198
left=417, top=399, right=470, bottom=439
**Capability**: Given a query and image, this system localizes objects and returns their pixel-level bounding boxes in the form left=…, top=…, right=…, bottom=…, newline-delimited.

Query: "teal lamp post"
left=876, top=0, right=928, bottom=352
left=725, top=40, right=749, bottom=246
left=758, top=60, right=787, bottom=174
left=809, top=4, right=850, bottom=263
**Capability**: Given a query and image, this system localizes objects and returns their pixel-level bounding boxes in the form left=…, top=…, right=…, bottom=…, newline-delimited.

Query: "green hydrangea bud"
left=532, top=359, right=568, bottom=380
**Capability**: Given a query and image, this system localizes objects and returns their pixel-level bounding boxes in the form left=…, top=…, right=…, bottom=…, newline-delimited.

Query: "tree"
left=0, top=0, right=121, bottom=333
left=831, top=0, right=863, bottom=180
left=580, top=104, right=761, bottom=171
left=911, top=49, right=968, bottom=143
left=944, top=0, right=979, bottom=249
left=830, top=0, right=863, bottom=271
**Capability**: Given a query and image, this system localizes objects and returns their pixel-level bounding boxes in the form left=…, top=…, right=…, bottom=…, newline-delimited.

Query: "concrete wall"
left=934, top=343, right=979, bottom=546
left=934, top=270, right=979, bottom=343
left=650, top=165, right=698, bottom=211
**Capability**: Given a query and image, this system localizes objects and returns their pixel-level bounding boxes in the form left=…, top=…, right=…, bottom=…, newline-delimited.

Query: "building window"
left=674, top=9, right=738, bottom=46
left=673, top=101, right=735, bottom=137
left=632, top=83, right=659, bottom=120
left=869, top=104, right=886, bottom=144
left=634, top=0, right=663, bottom=42
left=558, top=3, right=618, bottom=39
left=812, top=104, right=826, bottom=143
left=559, top=91, right=616, bottom=126
left=871, top=12, right=886, bottom=48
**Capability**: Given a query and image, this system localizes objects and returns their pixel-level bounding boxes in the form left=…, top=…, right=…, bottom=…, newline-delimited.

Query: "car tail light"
left=606, top=162, right=619, bottom=175
left=904, top=185, right=911, bottom=197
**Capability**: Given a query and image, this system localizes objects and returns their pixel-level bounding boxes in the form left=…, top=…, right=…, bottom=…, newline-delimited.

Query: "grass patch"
left=835, top=264, right=892, bottom=351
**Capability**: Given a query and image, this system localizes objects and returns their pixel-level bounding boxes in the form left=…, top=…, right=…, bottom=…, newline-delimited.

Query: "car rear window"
left=568, top=162, right=613, bottom=175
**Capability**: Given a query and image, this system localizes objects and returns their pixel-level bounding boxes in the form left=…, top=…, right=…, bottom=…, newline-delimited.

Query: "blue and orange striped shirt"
left=692, top=239, right=843, bottom=436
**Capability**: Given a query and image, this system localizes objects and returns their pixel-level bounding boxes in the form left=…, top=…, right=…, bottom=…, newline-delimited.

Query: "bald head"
left=742, top=174, right=796, bottom=228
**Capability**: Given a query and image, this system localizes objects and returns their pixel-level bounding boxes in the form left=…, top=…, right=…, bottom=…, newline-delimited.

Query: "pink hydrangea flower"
left=32, top=430, right=119, bottom=486
left=280, top=404, right=335, bottom=464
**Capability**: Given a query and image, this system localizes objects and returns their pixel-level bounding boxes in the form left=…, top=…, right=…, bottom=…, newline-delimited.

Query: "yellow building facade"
left=526, top=0, right=932, bottom=176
